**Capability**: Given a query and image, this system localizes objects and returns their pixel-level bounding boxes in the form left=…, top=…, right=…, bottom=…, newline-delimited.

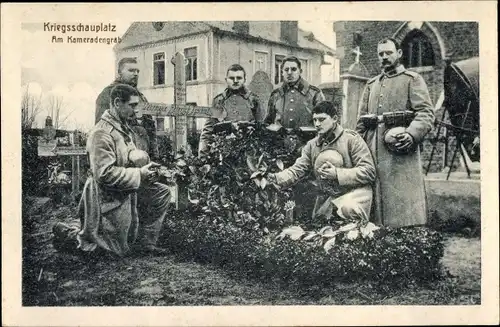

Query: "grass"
left=22, top=203, right=481, bottom=306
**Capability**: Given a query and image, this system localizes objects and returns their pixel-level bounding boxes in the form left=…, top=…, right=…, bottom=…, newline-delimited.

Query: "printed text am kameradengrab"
left=44, top=23, right=117, bottom=34
left=61, top=36, right=122, bottom=45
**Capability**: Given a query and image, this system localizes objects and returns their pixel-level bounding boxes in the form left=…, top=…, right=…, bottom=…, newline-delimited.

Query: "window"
left=153, top=52, right=165, bottom=86
left=254, top=51, right=268, bottom=73
left=401, top=30, right=435, bottom=68
left=184, top=47, right=198, bottom=81
left=274, top=54, right=286, bottom=85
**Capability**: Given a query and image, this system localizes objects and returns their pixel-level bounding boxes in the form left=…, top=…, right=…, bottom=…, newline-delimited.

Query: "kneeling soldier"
left=268, top=101, right=376, bottom=223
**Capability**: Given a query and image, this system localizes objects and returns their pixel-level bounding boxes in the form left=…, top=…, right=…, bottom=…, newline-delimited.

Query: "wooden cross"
left=256, top=57, right=265, bottom=71
left=37, top=125, right=86, bottom=197
left=145, top=52, right=221, bottom=209
left=352, top=46, right=362, bottom=63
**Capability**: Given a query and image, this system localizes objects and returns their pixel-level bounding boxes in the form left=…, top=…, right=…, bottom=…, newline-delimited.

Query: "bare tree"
left=46, top=95, right=74, bottom=130
left=21, top=84, right=43, bottom=130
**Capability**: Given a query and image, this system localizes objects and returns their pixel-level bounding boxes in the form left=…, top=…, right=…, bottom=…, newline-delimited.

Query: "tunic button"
left=290, top=99, right=294, bottom=102
left=291, top=90, right=295, bottom=93
left=289, top=108, right=294, bottom=111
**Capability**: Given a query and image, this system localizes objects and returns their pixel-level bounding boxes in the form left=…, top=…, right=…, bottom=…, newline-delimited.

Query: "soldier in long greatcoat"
left=198, top=64, right=263, bottom=157
left=356, top=37, right=435, bottom=228
left=53, top=84, right=171, bottom=257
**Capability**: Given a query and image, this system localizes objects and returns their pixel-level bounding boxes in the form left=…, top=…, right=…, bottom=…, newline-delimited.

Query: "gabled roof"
left=114, top=21, right=335, bottom=56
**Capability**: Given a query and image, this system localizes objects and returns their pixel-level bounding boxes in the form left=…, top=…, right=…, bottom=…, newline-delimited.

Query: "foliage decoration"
left=158, top=122, right=445, bottom=288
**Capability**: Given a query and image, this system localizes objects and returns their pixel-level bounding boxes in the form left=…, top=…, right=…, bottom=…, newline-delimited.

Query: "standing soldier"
left=265, top=55, right=325, bottom=129
left=356, top=37, right=435, bottom=228
left=198, top=64, right=263, bottom=157
left=95, top=57, right=159, bottom=161
left=265, top=55, right=326, bottom=221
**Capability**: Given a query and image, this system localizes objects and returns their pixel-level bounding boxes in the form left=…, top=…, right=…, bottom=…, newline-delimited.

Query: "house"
left=114, top=21, right=335, bottom=131
left=333, top=21, right=479, bottom=172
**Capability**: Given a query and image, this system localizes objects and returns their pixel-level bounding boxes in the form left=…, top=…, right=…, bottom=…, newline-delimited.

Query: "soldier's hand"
left=267, top=173, right=281, bottom=189
left=140, top=162, right=161, bottom=185
left=394, top=132, right=414, bottom=151
left=318, top=161, right=338, bottom=181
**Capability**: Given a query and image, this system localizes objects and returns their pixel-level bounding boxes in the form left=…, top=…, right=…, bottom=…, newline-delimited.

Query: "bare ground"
left=22, top=202, right=481, bottom=306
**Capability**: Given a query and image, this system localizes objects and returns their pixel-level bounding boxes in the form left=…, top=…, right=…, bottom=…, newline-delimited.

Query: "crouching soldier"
left=267, top=101, right=376, bottom=224
left=52, top=84, right=171, bottom=258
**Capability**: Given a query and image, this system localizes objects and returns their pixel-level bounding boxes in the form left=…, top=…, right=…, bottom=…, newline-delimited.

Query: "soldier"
left=265, top=55, right=326, bottom=221
left=268, top=101, right=375, bottom=224
left=265, top=55, right=325, bottom=129
left=356, top=37, right=435, bottom=228
left=198, top=64, right=263, bottom=157
left=53, top=84, right=171, bottom=257
left=95, top=57, right=159, bottom=160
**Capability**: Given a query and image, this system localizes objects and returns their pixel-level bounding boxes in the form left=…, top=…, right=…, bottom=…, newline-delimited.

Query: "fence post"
left=339, top=48, right=370, bottom=130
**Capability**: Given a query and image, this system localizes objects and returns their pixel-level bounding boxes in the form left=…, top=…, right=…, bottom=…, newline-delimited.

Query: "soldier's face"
left=119, top=63, right=140, bottom=87
left=115, top=95, right=140, bottom=122
left=313, top=113, right=338, bottom=135
left=282, top=61, right=301, bottom=83
left=377, top=41, right=402, bottom=70
left=226, top=70, right=246, bottom=90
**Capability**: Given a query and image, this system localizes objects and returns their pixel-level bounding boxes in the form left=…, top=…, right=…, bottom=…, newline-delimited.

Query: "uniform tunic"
left=356, top=64, right=435, bottom=228
left=265, top=78, right=326, bottom=219
left=274, top=125, right=376, bottom=222
left=265, top=77, right=325, bottom=129
left=198, top=86, right=262, bottom=157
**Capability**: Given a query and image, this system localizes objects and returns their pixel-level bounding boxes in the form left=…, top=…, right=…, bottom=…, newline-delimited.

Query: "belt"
left=359, top=111, right=415, bottom=130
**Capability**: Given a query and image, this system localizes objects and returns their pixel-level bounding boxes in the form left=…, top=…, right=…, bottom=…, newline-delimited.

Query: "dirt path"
left=22, top=203, right=481, bottom=306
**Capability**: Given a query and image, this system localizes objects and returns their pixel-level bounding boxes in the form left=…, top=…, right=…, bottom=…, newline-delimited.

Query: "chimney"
left=280, top=21, right=298, bottom=46
left=233, top=21, right=249, bottom=34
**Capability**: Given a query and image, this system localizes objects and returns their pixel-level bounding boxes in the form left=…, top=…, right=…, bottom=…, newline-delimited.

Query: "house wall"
left=215, top=33, right=324, bottom=97
left=334, top=21, right=479, bottom=104
left=334, top=21, right=479, bottom=173
left=117, top=33, right=213, bottom=131
left=117, top=33, right=212, bottom=106
left=116, top=29, right=328, bottom=133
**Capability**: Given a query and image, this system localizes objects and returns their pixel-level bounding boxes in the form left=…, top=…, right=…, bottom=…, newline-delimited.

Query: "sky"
left=21, top=20, right=338, bottom=131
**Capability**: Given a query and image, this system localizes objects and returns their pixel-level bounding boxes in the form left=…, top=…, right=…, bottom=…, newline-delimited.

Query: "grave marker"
left=37, top=122, right=85, bottom=197
left=248, top=70, right=274, bottom=121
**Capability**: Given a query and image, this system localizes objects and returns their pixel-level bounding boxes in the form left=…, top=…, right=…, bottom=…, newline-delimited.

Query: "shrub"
left=160, top=123, right=445, bottom=288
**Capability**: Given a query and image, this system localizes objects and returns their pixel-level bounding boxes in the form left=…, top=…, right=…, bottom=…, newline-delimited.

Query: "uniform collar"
left=280, top=77, right=309, bottom=96
left=316, top=124, right=343, bottom=147
left=100, top=110, right=136, bottom=137
left=380, top=64, right=406, bottom=79
left=223, top=86, right=251, bottom=99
